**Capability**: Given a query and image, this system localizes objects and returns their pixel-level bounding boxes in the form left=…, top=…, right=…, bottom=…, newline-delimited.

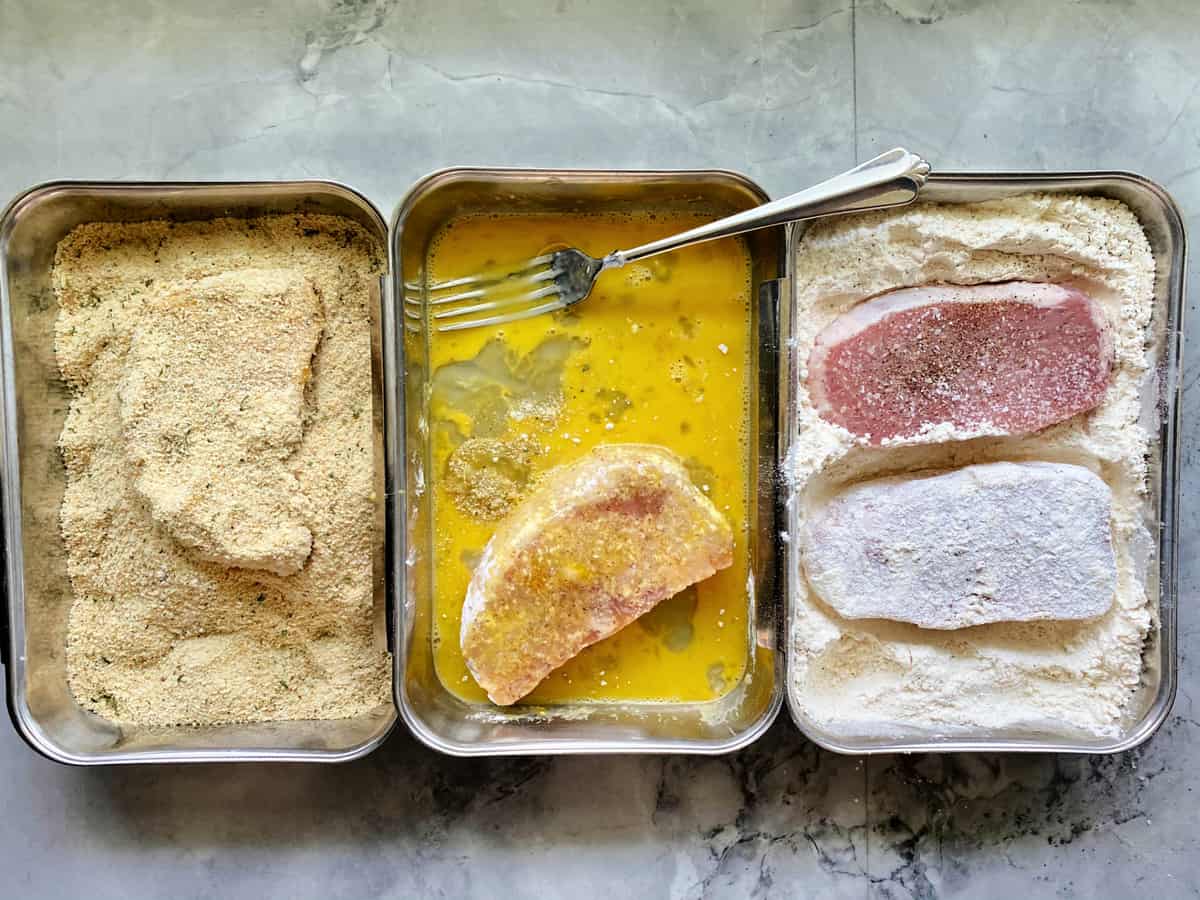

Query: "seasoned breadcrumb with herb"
left=54, top=214, right=389, bottom=726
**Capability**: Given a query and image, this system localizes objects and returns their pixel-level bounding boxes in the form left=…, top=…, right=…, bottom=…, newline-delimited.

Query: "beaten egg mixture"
left=424, top=212, right=753, bottom=704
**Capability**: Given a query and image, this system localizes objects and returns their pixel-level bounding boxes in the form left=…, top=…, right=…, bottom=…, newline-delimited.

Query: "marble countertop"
left=1, top=1, right=1198, bottom=897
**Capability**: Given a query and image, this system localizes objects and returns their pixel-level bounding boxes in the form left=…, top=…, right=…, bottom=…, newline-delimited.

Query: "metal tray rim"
left=388, top=164, right=778, bottom=234
left=397, top=687, right=786, bottom=758
left=0, top=177, right=399, bottom=765
left=782, top=168, right=1186, bottom=755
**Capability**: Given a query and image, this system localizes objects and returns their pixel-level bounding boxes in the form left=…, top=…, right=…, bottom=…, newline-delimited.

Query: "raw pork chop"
left=807, top=282, right=1113, bottom=443
left=461, top=443, right=733, bottom=706
left=802, top=461, right=1117, bottom=629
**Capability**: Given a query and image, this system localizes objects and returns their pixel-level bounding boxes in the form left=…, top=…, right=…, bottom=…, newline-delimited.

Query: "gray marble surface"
left=1, top=0, right=1198, bottom=897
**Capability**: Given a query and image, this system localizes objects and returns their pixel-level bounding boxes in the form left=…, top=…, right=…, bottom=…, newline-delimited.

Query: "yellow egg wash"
left=424, top=212, right=752, bottom=705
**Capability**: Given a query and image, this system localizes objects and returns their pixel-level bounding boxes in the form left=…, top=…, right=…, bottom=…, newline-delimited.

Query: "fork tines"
left=405, top=254, right=569, bottom=333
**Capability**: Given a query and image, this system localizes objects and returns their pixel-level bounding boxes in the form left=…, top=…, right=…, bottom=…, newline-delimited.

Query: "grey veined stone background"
left=1, top=1, right=1198, bottom=897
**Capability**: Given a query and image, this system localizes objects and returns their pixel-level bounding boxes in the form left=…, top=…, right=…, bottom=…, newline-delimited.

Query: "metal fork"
left=413, top=147, right=931, bottom=332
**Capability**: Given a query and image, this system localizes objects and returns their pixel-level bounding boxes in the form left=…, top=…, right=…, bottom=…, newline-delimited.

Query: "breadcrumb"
left=54, top=214, right=390, bottom=727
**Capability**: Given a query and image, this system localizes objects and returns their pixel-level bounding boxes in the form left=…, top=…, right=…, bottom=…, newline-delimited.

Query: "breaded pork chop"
left=118, top=269, right=323, bottom=576
left=461, top=443, right=734, bottom=706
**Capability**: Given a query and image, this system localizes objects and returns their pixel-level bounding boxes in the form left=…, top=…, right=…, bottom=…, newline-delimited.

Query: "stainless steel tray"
left=0, top=180, right=396, bottom=764
left=390, top=168, right=787, bottom=755
left=781, top=171, right=1186, bottom=754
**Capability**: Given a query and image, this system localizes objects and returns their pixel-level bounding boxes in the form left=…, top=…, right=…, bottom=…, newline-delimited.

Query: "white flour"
left=789, top=194, right=1157, bottom=740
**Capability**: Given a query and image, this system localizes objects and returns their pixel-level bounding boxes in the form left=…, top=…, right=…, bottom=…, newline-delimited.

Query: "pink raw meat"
left=807, top=282, right=1113, bottom=443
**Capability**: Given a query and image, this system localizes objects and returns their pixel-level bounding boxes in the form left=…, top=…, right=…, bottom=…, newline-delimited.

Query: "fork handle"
left=604, top=147, right=931, bottom=269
